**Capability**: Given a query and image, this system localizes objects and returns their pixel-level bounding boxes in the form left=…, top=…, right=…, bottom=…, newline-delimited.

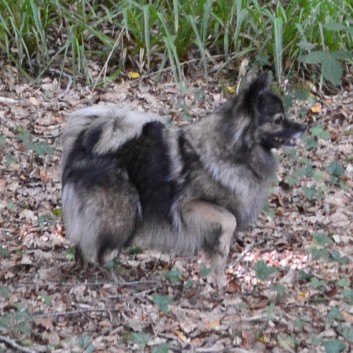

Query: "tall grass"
left=0, top=0, right=352, bottom=85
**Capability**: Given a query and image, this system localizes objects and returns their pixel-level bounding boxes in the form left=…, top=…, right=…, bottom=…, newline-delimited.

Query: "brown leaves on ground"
left=0, top=66, right=353, bottom=352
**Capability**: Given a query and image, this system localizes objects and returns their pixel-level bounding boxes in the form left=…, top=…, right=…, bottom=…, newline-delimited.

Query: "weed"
left=0, top=0, right=351, bottom=85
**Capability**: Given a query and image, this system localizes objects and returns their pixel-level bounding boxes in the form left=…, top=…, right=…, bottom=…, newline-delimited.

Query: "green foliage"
left=285, top=169, right=302, bottom=187
left=342, top=289, right=353, bottom=304
left=128, top=246, right=143, bottom=255
left=264, top=303, right=276, bottom=317
left=52, top=208, right=62, bottom=217
left=152, top=343, right=169, bottom=353
left=38, top=212, right=57, bottom=227
left=295, top=319, right=304, bottom=329
left=131, top=332, right=151, bottom=350
left=313, top=233, right=333, bottom=247
left=5, top=153, right=16, bottom=167
left=278, top=335, right=296, bottom=351
left=0, top=287, right=10, bottom=299
left=341, top=326, right=353, bottom=343
left=0, top=247, right=10, bottom=258
left=38, top=291, right=52, bottom=305
left=326, top=161, right=345, bottom=178
left=0, top=0, right=352, bottom=84
left=165, top=268, right=181, bottom=284
left=327, top=307, right=343, bottom=322
left=329, top=250, right=348, bottom=264
left=304, top=136, right=319, bottom=150
left=299, top=49, right=351, bottom=85
left=104, top=256, right=120, bottom=270
left=183, top=279, right=194, bottom=289
left=0, top=135, right=6, bottom=146
left=254, top=261, right=278, bottom=281
left=310, top=277, right=326, bottom=289
left=303, top=185, right=318, bottom=201
left=6, top=202, right=17, bottom=212
left=309, top=247, right=329, bottom=260
left=337, top=278, right=351, bottom=288
left=152, top=294, right=170, bottom=313
left=65, top=247, right=76, bottom=261
left=310, top=334, right=322, bottom=346
left=304, top=124, right=330, bottom=150
left=270, top=284, right=286, bottom=297
left=0, top=306, right=32, bottom=336
left=16, top=128, right=53, bottom=156
left=309, top=233, right=348, bottom=264
left=310, top=125, right=331, bottom=141
left=77, top=335, right=95, bottom=353
left=199, top=265, right=211, bottom=278
left=322, top=339, right=346, bottom=353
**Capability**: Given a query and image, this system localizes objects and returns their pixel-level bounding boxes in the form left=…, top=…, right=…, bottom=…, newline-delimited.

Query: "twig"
left=196, top=345, right=256, bottom=353
left=92, top=30, right=124, bottom=92
left=0, top=335, right=45, bottom=353
left=33, top=308, right=116, bottom=319
left=56, top=75, right=72, bottom=100
left=7, top=279, right=162, bottom=288
left=47, top=68, right=73, bottom=100
left=0, top=97, right=19, bottom=104
left=230, top=239, right=266, bottom=268
left=241, top=314, right=292, bottom=328
left=195, top=345, right=225, bottom=353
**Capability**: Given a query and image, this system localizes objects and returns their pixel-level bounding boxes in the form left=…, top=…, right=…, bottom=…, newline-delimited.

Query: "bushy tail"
left=62, top=104, right=161, bottom=166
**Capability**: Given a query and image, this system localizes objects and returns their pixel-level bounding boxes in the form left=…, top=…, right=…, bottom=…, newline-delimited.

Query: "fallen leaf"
left=175, top=330, right=189, bottom=342
left=205, top=319, right=221, bottom=331
left=29, top=96, right=40, bottom=106
left=43, top=331, right=60, bottom=345
left=129, top=71, right=140, bottom=79
left=310, top=102, right=322, bottom=113
left=34, top=317, right=54, bottom=331
left=226, top=86, right=236, bottom=94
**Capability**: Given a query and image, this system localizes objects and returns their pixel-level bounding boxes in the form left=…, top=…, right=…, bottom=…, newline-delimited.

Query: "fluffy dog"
left=61, top=73, right=305, bottom=286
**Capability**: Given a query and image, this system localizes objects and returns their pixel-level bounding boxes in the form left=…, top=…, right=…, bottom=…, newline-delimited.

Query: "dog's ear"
left=249, top=72, right=269, bottom=93
left=243, top=72, right=270, bottom=109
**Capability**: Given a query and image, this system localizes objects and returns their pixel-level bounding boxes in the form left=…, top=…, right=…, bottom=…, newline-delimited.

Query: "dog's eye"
left=273, top=114, right=284, bottom=125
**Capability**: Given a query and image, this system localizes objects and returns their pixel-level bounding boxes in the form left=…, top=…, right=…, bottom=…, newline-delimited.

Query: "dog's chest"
left=214, top=167, right=271, bottom=228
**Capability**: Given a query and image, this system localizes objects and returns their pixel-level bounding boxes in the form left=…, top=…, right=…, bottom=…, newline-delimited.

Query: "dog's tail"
left=62, top=104, right=161, bottom=165
left=62, top=104, right=161, bottom=158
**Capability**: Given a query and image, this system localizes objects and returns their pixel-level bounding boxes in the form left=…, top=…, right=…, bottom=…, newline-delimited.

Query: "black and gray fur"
left=61, top=73, right=305, bottom=286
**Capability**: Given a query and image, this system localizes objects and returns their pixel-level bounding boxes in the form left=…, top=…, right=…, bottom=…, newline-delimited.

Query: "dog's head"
left=222, top=72, right=306, bottom=150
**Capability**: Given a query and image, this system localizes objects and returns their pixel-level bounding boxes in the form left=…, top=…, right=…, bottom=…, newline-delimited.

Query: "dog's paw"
left=209, top=270, right=228, bottom=288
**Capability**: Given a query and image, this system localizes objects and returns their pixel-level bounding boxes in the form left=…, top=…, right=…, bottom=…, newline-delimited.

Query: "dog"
left=61, top=72, right=305, bottom=286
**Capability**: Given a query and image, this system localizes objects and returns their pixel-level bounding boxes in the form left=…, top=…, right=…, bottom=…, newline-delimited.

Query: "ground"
left=0, top=65, right=353, bottom=353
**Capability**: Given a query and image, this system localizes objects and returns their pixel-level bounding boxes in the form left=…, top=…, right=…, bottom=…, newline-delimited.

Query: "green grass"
left=0, top=0, right=352, bottom=85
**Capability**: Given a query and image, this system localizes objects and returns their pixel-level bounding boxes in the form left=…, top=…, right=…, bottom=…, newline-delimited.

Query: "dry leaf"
left=226, top=86, right=236, bottom=94
left=28, top=96, right=40, bottom=106
left=175, top=330, right=189, bottom=342
left=310, top=102, right=322, bottom=113
left=205, top=319, right=221, bottom=331
left=129, top=71, right=140, bottom=79
left=34, top=317, right=54, bottom=331
left=43, top=331, right=60, bottom=345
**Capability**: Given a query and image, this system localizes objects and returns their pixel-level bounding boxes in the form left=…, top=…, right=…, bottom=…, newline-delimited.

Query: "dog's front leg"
left=181, top=201, right=237, bottom=287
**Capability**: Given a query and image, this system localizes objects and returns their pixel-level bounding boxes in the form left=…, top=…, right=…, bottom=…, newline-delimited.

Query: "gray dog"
left=61, top=73, right=305, bottom=286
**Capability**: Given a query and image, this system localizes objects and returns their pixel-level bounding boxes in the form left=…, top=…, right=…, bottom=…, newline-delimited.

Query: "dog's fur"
left=61, top=73, right=305, bottom=286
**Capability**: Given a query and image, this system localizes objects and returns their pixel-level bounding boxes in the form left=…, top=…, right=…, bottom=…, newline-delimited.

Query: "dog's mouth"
left=273, top=132, right=302, bottom=146
left=265, top=131, right=305, bottom=149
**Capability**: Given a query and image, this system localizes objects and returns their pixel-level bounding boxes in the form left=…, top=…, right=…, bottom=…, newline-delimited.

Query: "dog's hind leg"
left=181, top=201, right=237, bottom=287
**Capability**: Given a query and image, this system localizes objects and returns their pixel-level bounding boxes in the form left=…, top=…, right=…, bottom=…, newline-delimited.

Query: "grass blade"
left=273, top=17, right=283, bottom=83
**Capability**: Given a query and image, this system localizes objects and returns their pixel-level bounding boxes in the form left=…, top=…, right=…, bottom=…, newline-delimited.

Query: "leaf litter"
left=0, top=67, right=353, bottom=353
